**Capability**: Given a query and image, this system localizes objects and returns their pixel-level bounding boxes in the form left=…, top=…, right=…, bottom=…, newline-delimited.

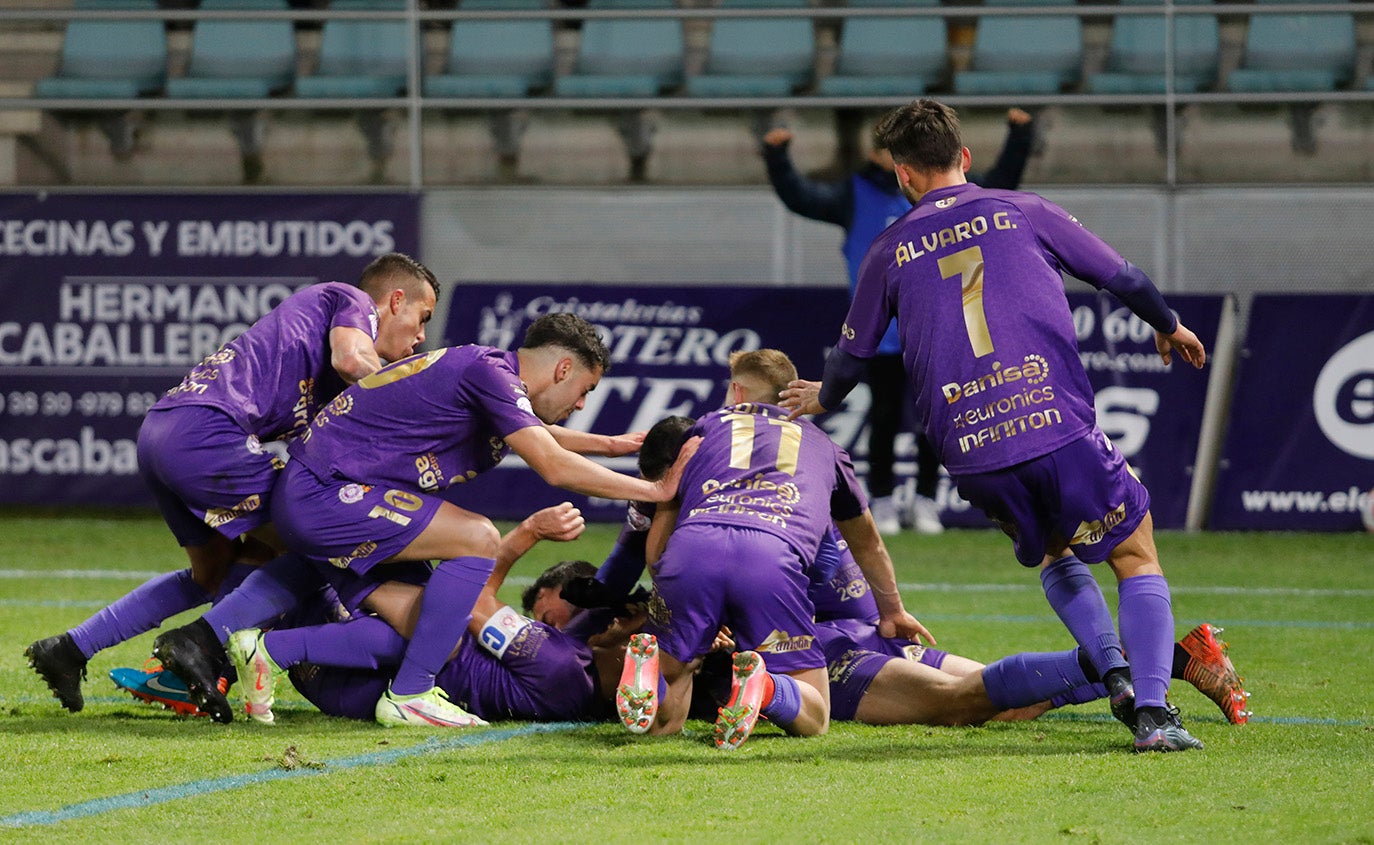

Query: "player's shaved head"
left=728, top=348, right=798, bottom=404
left=359, top=252, right=441, bottom=303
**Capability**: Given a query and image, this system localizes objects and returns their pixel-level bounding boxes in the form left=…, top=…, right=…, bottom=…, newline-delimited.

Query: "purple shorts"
left=953, top=428, right=1150, bottom=566
left=439, top=625, right=598, bottom=722
left=137, top=406, right=283, bottom=546
left=817, top=617, right=946, bottom=721
left=644, top=523, right=823, bottom=673
left=269, top=461, right=442, bottom=577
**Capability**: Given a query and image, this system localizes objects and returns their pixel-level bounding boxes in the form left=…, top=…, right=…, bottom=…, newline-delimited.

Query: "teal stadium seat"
left=686, top=0, right=815, bottom=97
left=1227, top=0, right=1355, bottom=92
left=818, top=0, right=947, bottom=97
left=1087, top=0, right=1219, bottom=94
left=424, top=0, right=555, bottom=97
left=165, top=0, right=297, bottom=99
left=954, top=0, right=1082, bottom=95
left=555, top=0, right=685, bottom=98
left=296, top=0, right=410, bottom=98
left=34, top=0, right=167, bottom=99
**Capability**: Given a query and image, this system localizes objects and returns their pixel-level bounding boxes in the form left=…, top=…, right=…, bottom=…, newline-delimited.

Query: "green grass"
left=2, top=512, right=1372, bottom=842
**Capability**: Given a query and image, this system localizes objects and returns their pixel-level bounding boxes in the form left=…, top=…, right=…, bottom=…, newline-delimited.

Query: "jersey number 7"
left=938, top=245, right=994, bottom=358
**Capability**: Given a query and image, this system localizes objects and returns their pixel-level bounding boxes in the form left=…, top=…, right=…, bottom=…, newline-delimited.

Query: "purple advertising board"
left=439, top=284, right=1223, bottom=529
left=439, top=283, right=848, bottom=521
left=1210, top=294, right=1374, bottom=531
left=0, top=192, right=419, bottom=506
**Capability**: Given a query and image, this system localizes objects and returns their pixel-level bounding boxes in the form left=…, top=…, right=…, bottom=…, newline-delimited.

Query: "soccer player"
left=622, top=349, right=927, bottom=750
left=151, top=313, right=696, bottom=727
left=24, top=252, right=439, bottom=713
left=781, top=99, right=1210, bottom=752
left=223, top=502, right=625, bottom=725
left=639, top=358, right=1247, bottom=734
left=761, top=108, right=1037, bottom=536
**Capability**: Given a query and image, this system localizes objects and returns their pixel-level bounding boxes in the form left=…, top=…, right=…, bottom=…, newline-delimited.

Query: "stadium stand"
left=1086, top=0, right=1220, bottom=94
left=1226, top=0, right=1357, bottom=93
left=685, top=0, right=816, bottom=97
left=5, top=0, right=1374, bottom=186
left=953, top=0, right=1083, bottom=95
left=817, top=0, right=948, bottom=97
left=162, top=0, right=299, bottom=182
left=296, top=0, right=410, bottom=99
left=30, top=0, right=168, bottom=159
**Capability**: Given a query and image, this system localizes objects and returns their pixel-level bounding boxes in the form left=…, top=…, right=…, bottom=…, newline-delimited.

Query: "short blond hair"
left=728, top=349, right=798, bottom=404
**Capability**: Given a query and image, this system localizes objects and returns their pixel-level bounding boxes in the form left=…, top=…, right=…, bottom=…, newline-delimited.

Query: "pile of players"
left=26, top=99, right=1249, bottom=752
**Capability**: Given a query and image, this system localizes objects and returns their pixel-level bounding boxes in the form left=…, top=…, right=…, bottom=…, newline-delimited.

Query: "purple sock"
left=760, top=672, right=802, bottom=727
left=918, top=648, right=949, bottom=670
left=1050, top=682, right=1108, bottom=708
left=1040, top=554, right=1127, bottom=676
left=69, top=569, right=209, bottom=658
left=982, top=650, right=1091, bottom=711
left=390, top=556, right=495, bottom=695
left=202, top=553, right=321, bottom=644
left=212, top=563, right=256, bottom=604
left=264, top=616, right=406, bottom=670
left=1118, top=573, right=1174, bottom=709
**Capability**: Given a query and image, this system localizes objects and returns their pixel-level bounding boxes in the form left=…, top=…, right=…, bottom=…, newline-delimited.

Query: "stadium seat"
left=296, top=0, right=411, bottom=98
left=818, top=0, right=947, bottom=97
left=165, top=0, right=297, bottom=99
left=1226, top=0, right=1356, bottom=92
left=953, top=0, right=1081, bottom=95
left=1087, top=0, right=1219, bottom=94
left=424, top=0, right=556, bottom=97
left=33, top=0, right=167, bottom=99
left=555, top=0, right=685, bottom=98
left=686, top=0, right=815, bottom=97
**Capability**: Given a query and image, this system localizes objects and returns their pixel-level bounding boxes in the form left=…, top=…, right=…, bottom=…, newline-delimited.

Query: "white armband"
left=477, top=605, right=533, bottom=660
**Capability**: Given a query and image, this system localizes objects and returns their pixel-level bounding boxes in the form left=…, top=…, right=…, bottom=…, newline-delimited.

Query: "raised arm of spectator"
left=970, top=108, right=1036, bottom=191
left=761, top=128, right=853, bottom=227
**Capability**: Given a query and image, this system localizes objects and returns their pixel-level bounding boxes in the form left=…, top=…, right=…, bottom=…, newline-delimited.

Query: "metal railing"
left=1, top=2, right=1372, bottom=187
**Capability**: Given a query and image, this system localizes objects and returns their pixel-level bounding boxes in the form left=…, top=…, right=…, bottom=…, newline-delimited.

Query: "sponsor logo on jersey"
left=1070, top=502, right=1128, bottom=546
left=203, top=494, right=261, bottom=529
left=935, top=197, right=957, bottom=208
left=756, top=629, right=816, bottom=654
left=329, top=540, right=377, bottom=569
left=517, top=396, right=535, bottom=417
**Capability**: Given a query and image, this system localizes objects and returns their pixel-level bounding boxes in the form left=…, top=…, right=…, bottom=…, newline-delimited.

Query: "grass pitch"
left=1, top=511, right=1371, bottom=842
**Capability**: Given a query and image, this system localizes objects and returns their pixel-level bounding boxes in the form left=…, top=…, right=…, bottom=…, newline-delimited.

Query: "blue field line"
left=0, top=721, right=583, bottom=829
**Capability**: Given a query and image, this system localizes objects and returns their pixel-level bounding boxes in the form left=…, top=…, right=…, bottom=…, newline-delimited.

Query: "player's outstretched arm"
left=545, top=424, right=646, bottom=457
left=834, top=512, right=935, bottom=645
left=469, top=502, right=587, bottom=630
left=507, top=425, right=701, bottom=503
left=1156, top=321, right=1207, bottom=369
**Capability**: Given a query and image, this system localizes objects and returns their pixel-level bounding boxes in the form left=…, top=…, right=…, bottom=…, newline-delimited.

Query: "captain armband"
left=477, top=605, right=534, bottom=660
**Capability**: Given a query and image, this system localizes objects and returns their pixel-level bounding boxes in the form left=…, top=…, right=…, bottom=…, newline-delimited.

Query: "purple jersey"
left=808, top=526, right=878, bottom=623
left=287, top=345, right=543, bottom=493
left=155, top=282, right=377, bottom=441
left=839, top=183, right=1128, bottom=474
left=677, top=403, right=867, bottom=565
left=437, top=623, right=599, bottom=722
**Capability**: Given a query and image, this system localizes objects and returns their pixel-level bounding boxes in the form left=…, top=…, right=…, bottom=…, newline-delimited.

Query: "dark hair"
left=873, top=99, right=963, bottom=174
left=521, top=559, right=597, bottom=613
left=359, top=252, right=441, bottom=303
left=521, top=313, right=611, bottom=373
left=638, top=415, right=695, bottom=481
